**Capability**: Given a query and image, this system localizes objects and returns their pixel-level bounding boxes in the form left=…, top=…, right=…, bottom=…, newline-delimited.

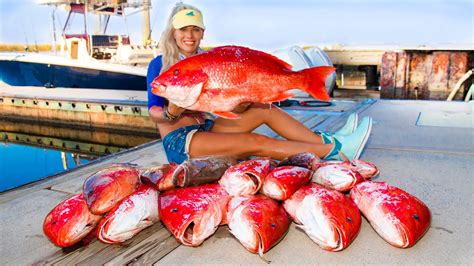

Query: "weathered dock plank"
left=1, top=190, right=71, bottom=265
left=106, top=228, right=179, bottom=265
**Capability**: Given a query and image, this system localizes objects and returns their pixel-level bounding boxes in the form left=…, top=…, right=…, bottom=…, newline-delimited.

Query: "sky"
left=0, top=0, right=473, bottom=50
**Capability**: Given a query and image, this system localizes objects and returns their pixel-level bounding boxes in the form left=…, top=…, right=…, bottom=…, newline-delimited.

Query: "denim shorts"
left=162, top=119, right=214, bottom=164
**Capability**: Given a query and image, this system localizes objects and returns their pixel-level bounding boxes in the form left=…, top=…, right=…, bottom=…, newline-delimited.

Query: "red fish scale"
left=83, top=165, right=140, bottom=215
left=227, top=195, right=291, bottom=254
left=261, top=166, right=312, bottom=200
left=158, top=184, right=230, bottom=246
left=283, top=184, right=361, bottom=251
left=350, top=181, right=431, bottom=248
left=97, top=185, right=159, bottom=244
left=219, top=158, right=273, bottom=196
left=43, top=193, right=102, bottom=247
left=199, top=56, right=296, bottom=111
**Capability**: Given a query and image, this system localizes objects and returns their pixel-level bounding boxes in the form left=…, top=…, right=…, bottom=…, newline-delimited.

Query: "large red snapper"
left=43, top=193, right=102, bottom=248
left=261, top=166, right=312, bottom=201
left=227, top=195, right=291, bottom=257
left=158, top=184, right=230, bottom=246
left=350, top=181, right=431, bottom=248
left=151, top=45, right=335, bottom=119
left=219, top=158, right=274, bottom=196
left=83, top=164, right=140, bottom=215
left=97, top=185, right=159, bottom=244
left=283, top=184, right=361, bottom=251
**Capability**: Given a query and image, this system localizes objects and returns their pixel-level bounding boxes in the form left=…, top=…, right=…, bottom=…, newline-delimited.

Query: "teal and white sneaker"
left=317, top=113, right=359, bottom=144
left=324, top=116, right=373, bottom=161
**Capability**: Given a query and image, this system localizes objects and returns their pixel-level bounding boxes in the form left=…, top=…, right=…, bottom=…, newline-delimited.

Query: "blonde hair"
left=159, top=3, right=203, bottom=73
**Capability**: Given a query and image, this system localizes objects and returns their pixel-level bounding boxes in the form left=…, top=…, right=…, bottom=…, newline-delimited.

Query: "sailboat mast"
left=142, top=0, right=151, bottom=45
left=51, top=8, right=57, bottom=53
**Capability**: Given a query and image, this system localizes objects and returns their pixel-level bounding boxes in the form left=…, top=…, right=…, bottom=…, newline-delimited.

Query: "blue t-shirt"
left=147, top=55, right=165, bottom=110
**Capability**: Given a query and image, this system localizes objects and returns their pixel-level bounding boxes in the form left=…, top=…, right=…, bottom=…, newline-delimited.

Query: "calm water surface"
left=0, top=120, right=157, bottom=192
left=0, top=143, right=92, bottom=192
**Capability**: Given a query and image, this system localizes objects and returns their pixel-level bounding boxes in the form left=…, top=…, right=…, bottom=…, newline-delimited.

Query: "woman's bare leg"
left=188, top=131, right=332, bottom=160
left=211, top=103, right=324, bottom=144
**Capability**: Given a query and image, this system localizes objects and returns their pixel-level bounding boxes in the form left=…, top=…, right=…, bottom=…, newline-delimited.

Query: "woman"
left=147, top=3, right=372, bottom=164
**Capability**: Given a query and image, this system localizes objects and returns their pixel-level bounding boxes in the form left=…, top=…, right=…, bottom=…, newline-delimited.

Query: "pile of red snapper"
left=43, top=153, right=431, bottom=258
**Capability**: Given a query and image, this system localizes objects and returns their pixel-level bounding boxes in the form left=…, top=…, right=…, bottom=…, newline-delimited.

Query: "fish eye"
left=412, top=214, right=419, bottom=220
left=174, top=69, right=180, bottom=76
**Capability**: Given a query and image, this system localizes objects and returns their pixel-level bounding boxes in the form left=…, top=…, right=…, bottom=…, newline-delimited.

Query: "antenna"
left=51, top=7, right=58, bottom=53
left=22, top=21, right=30, bottom=52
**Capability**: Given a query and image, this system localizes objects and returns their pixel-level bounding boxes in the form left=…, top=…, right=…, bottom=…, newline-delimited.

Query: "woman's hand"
left=232, top=103, right=252, bottom=114
left=167, top=102, right=186, bottom=118
left=148, top=104, right=185, bottom=123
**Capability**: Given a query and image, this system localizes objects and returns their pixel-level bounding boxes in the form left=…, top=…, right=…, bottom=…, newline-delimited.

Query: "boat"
left=272, top=45, right=337, bottom=97
left=0, top=0, right=158, bottom=90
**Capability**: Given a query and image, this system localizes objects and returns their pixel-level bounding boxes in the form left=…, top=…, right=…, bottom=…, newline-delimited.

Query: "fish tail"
left=299, top=66, right=335, bottom=101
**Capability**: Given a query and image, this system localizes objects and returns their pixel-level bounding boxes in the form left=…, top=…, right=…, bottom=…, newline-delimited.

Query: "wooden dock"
left=1, top=98, right=473, bottom=265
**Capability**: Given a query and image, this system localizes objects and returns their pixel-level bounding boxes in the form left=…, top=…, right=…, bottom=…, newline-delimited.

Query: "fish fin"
left=212, top=45, right=293, bottom=70
left=262, top=91, right=297, bottom=103
left=213, top=111, right=241, bottom=119
left=260, top=52, right=293, bottom=70
left=299, top=66, right=335, bottom=101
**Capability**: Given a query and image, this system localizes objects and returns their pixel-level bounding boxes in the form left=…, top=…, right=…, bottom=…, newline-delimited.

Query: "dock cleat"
left=324, top=116, right=372, bottom=161
left=317, top=113, right=358, bottom=144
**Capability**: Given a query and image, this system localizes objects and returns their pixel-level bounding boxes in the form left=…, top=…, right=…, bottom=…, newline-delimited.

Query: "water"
left=0, top=120, right=157, bottom=192
left=0, top=143, right=92, bottom=192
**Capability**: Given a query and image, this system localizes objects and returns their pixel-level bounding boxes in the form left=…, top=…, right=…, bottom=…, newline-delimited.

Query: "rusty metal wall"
left=380, top=50, right=473, bottom=100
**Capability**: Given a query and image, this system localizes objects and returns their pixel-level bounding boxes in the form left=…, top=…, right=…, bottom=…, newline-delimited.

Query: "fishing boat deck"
left=1, top=93, right=473, bottom=265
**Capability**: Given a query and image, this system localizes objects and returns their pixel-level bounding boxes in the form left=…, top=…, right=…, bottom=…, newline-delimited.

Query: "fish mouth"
left=97, top=219, right=116, bottom=244
left=172, top=165, right=187, bottom=187
left=394, top=223, right=410, bottom=248
left=151, top=82, right=166, bottom=95
left=332, top=224, right=345, bottom=251
left=262, top=181, right=285, bottom=200
left=246, top=173, right=261, bottom=192
left=61, top=221, right=97, bottom=246
left=179, top=207, right=221, bottom=246
left=256, top=232, right=271, bottom=263
left=181, top=221, right=196, bottom=245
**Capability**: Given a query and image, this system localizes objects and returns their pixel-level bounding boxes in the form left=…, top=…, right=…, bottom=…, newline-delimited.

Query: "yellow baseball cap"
left=172, top=9, right=205, bottom=30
